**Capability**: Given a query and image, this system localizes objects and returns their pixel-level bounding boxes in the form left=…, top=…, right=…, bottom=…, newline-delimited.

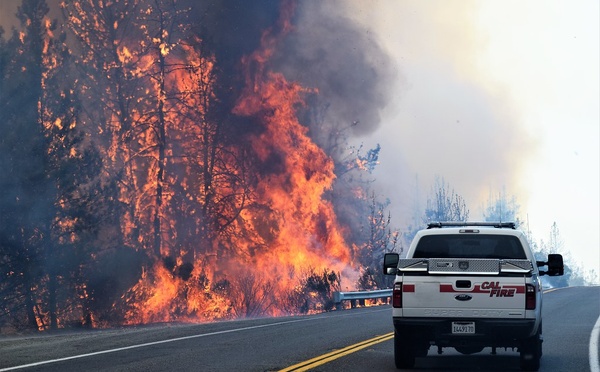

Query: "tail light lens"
left=392, top=283, right=403, bottom=308
left=525, top=284, right=536, bottom=310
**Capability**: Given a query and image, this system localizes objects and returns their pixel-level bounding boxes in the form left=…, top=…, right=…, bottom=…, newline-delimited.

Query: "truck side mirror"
left=547, top=254, right=564, bottom=276
left=383, top=253, right=400, bottom=275
left=538, top=254, right=564, bottom=276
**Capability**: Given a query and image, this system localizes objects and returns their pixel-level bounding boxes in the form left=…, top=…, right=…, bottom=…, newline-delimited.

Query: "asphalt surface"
left=0, top=286, right=598, bottom=371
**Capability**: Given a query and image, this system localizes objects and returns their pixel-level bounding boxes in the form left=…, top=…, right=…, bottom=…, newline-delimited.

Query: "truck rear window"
left=413, top=235, right=527, bottom=259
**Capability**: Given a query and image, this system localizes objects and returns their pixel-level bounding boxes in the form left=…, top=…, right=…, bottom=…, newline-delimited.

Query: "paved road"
left=0, top=286, right=598, bottom=371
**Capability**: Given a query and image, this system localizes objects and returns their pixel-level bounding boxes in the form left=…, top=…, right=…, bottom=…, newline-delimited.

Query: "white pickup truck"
left=383, top=222, right=564, bottom=371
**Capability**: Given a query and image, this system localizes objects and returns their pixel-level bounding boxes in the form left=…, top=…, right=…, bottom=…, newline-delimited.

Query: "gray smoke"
left=334, top=1, right=537, bottom=226
left=271, top=0, right=396, bottom=145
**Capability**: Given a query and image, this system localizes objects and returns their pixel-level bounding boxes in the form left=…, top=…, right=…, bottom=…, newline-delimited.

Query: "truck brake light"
left=525, top=284, right=536, bottom=310
left=393, top=283, right=403, bottom=308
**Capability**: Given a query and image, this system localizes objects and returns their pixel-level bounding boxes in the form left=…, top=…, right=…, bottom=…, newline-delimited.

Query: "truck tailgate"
left=402, top=275, right=527, bottom=319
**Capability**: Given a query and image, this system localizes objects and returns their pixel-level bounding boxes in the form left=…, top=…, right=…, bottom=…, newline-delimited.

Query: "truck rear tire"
left=394, top=330, right=416, bottom=369
left=519, top=330, right=542, bottom=371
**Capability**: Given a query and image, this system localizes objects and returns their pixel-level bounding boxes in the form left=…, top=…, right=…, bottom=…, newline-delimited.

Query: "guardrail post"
left=333, top=292, right=343, bottom=310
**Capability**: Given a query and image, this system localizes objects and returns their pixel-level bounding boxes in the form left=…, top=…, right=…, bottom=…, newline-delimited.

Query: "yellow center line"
left=278, top=332, right=394, bottom=372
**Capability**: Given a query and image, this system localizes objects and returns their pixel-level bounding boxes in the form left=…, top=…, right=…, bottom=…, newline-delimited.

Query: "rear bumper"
left=394, top=317, right=537, bottom=348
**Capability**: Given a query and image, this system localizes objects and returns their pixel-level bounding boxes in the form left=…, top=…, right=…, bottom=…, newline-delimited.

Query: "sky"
left=340, top=0, right=599, bottom=281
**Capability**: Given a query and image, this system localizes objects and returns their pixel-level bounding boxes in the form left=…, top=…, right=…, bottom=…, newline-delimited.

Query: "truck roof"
left=407, top=222, right=531, bottom=260
left=427, top=221, right=516, bottom=229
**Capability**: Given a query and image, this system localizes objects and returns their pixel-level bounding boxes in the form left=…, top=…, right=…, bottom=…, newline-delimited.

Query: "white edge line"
left=0, top=317, right=314, bottom=371
left=590, top=313, right=600, bottom=372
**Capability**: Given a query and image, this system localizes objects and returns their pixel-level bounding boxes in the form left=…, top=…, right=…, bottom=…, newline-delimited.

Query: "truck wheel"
left=394, top=330, right=416, bottom=369
left=519, top=331, right=542, bottom=371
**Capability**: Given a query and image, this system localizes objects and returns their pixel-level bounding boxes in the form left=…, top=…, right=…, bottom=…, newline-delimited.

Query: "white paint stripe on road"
left=590, top=314, right=600, bottom=372
left=0, top=308, right=389, bottom=372
left=0, top=319, right=317, bottom=371
left=0, top=319, right=313, bottom=371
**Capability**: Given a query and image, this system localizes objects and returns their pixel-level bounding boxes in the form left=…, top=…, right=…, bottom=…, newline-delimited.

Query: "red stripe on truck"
left=440, top=283, right=525, bottom=293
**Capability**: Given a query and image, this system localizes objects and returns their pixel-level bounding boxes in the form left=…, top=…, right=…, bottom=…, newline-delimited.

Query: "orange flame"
left=230, top=1, right=355, bottom=304
left=120, top=1, right=356, bottom=324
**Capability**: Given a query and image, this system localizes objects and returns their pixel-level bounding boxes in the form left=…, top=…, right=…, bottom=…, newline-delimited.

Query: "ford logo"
left=455, top=294, right=472, bottom=301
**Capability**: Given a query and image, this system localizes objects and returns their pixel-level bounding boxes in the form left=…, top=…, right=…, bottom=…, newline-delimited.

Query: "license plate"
left=452, top=321, right=475, bottom=334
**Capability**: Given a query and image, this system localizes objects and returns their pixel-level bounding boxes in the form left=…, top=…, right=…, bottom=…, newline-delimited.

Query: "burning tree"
left=0, top=0, right=55, bottom=331
left=0, top=0, right=103, bottom=330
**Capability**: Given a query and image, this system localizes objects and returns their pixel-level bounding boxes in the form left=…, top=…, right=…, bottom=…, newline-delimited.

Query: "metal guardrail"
left=333, top=289, right=393, bottom=310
